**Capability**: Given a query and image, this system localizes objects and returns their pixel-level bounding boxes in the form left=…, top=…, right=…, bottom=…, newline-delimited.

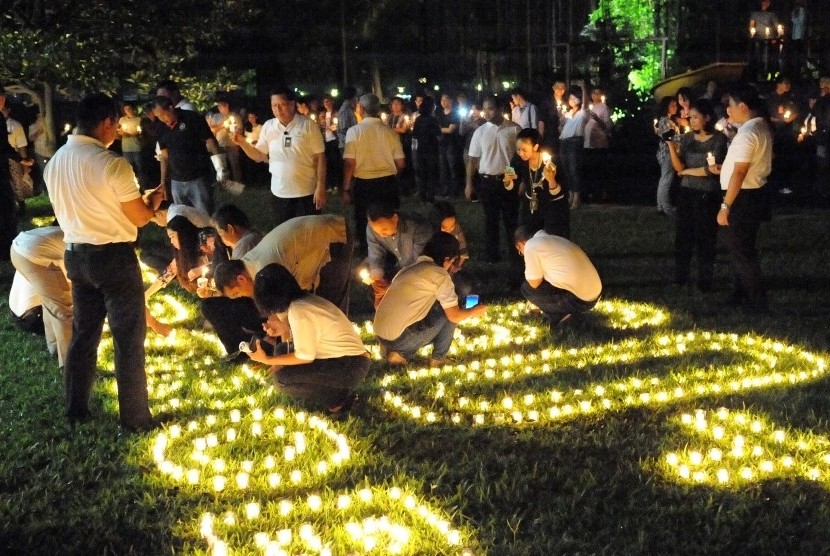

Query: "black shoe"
left=120, top=418, right=161, bottom=436
left=67, top=409, right=93, bottom=427
left=328, top=392, right=358, bottom=419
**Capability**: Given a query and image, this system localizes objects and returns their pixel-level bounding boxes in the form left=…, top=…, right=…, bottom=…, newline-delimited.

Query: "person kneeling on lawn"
left=373, top=232, right=488, bottom=366
left=245, top=263, right=369, bottom=416
left=514, top=225, right=602, bottom=326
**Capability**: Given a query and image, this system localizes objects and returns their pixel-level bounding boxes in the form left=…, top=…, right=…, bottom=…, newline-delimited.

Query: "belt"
left=480, top=173, right=505, bottom=180
left=66, top=242, right=130, bottom=252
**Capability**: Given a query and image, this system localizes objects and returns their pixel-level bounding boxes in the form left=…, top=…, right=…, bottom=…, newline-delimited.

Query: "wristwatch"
left=720, top=202, right=730, bottom=211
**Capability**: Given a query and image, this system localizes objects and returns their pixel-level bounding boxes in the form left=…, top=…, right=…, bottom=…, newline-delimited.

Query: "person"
left=514, top=225, right=602, bottom=327
left=748, top=0, right=782, bottom=80
left=245, top=263, right=369, bottom=416
left=365, top=201, right=435, bottom=308
left=233, top=88, right=326, bottom=227
left=436, top=93, right=461, bottom=198
left=44, top=92, right=164, bottom=431
left=208, top=98, right=243, bottom=183
left=213, top=214, right=353, bottom=314
left=584, top=88, right=612, bottom=201
left=511, top=88, right=540, bottom=131
left=320, top=94, right=342, bottom=190
left=506, top=128, right=570, bottom=239
left=342, top=93, right=405, bottom=251
left=156, top=79, right=196, bottom=111
left=165, top=210, right=213, bottom=293
left=431, top=200, right=472, bottom=299
left=212, top=204, right=264, bottom=259
left=138, top=101, right=162, bottom=190
left=152, top=95, right=223, bottom=215
left=388, top=96, right=414, bottom=196
left=117, top=103, right=142, bottom=180
left=675, top=87, right=694, bottom=129
left=2, top=103, right=33, bottom=208
left=374, top=232, right=487, bottom=366
left=665, top=98, right=728, bottom=291
left=544, top=80, right=569, bottom=148
left=788, top=0, right=807, bottom=76
left=411, top=96, right=441, bottom=203
left=9, top=226, right=72, bottom=368
left=655, top=95, right=680, bottom=216
left=27, top=106, right=55, bottom=194
left=465, top=95, right=521, bottom=263
left=558, top=81, right=591, bottom=209
left=336, top=86, right=359, bottom=154
left=710, top=84, right=773, bottom=312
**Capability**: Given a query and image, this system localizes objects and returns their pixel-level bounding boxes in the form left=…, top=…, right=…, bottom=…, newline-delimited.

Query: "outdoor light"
left=330, top=88, right=339, bottom=97
left=397, top=86, right=405, bottom=93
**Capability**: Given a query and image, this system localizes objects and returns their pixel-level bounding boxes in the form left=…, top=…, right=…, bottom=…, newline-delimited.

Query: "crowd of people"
left=2, top=67, right=828, bottom=432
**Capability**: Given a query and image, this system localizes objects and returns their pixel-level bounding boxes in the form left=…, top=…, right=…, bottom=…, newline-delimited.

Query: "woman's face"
left=667, top=100, right=678, bottom=115
left=678, top=94, right=690, bottom=108
left=688, top=108, right=708, bottom=132
left=516, top=138, right=538, bottom=161
left=568, top=94, right=581, bottom=109
left=166, top=229, right=180, bottom=250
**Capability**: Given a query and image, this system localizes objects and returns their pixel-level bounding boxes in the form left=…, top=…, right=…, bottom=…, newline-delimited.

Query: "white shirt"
left=257, top=115, right=325, bottom=198
left=8, top=272, right=40, bottom=317
left=584, top=104, right=611, bottom=149
left=288, top=294, right=366, bottom=360
left=241, top=214, right=347, bottom=291
left=511, top=102, right=538, bottom=129
left=343, top=117, right=403, bottom=179
left=6, top=117, right=27, bottom=150
left=11, top=227, right=66, bottom=272
left=373, top=256, right=458, bottom=341
left=45, top=135, right=142, bottom=245
left=523, top=231, right=602, bottom=302
left=720, top=117, right=772, bottom=191
left=467, top=120, right=520, bottom=175
left=560, top=110, right=590, bottom=140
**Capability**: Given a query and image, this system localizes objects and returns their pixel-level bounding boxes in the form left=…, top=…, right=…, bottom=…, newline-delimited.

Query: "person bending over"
left=373, top=232, right=487, bottom=367
left=245, top=263, right=369, bottom=416
left=514, top=225, right=602, bottom=327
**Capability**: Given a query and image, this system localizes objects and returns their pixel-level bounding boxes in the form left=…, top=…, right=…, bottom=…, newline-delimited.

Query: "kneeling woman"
left=246, top=263, right=369, bottom=415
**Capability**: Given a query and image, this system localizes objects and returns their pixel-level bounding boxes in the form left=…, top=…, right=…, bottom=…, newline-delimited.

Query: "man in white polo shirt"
left=45, top=92, right=163, bottom=432
left=342, top=93, right=405, bottom=251
left=514, top=225, right=602, bottom=326
left=234, top=88, right=326, bottom=227
left=465, top=95, right=521, bottom=263
left=711, top=84, right=772, bottom=312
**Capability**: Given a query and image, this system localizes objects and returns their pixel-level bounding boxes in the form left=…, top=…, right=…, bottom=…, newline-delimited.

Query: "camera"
left=660, top=129, right=676, bottom=141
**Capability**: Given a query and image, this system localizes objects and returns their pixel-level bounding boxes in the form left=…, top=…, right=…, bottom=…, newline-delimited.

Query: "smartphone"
left=660, top=129, right=676, bottom=141
left=465, top=294, right=479, bottom=309
left=504, top=166, right=515, bottom=175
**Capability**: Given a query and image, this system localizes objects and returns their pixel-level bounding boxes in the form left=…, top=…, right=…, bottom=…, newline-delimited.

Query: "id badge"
left=283, top=135, right=292, bottom=148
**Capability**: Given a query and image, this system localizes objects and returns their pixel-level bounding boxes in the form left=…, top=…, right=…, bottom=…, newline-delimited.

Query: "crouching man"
left=373, top=232, right=487, bottom=367
left=514, top=225, right=601, bottom=326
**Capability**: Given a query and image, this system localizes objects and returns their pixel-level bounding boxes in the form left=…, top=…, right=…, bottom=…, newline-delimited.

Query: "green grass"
left=1, top=188, right=829, bottom=555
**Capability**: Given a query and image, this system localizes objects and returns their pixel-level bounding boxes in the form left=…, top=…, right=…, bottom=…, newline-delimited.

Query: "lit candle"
left=380, top=112, right=387, bottom=122
left=765, top=27, right=770, bottom=38
left=310, top=113, right=316, bottom=121
left=750, top=26, right=756, bottom=38
left=706, top=152, right=715, bottom=166
left=332, top=116, right=339, bottom=127
left=715, top=122, right=724, bottom=131
left=358, top=268, right=372, bottom=285
left=541, top=152, right=552, bottom=166
left=783, top=110, right=791, bottom=120
left=63, top=123, right=72, bottom=134
left=228, top=116, right=238, bottom=134
left=197, top=266, right=209, bottom=289
left=601, top=95, right=606, bottom=104
left=777, top=24, right=784, bottom=36
left=136, top=125, right=142, bottom=134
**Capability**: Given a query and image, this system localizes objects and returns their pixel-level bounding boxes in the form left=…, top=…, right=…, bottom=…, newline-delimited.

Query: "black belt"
left=66, top=242, right=130, bottom=252
left=480, top=173, right=505, bottom=180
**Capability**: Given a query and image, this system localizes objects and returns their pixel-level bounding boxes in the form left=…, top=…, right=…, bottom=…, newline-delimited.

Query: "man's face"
left=553, top=83, right=566, bottom=100
left=368, top=215, right=399, bottom=238
left=726, top=96, right=748, bottom=124
left=271, top=95, right=296, bottom=125
left=482, top=100, right=498, bottom=122
left=441, top=95, right=452, bottom=110
left=515, top=240, right=526, bottom=256
left=223, top=274, right=253, bottom=299
left=153, top=105, right=175, bottom=126
left=218, top=102, right=230, bottom=115
left=391, top=99, right=403, bottom=114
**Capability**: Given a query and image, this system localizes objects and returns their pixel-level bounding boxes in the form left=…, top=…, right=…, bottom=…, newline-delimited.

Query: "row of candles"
left=750, top=23, right=785, bottom=39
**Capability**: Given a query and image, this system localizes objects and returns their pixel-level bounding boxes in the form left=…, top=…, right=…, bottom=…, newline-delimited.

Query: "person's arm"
left=158, top=147, right=170, bottom=187
left=537, top=119, right=545, bottom=139
left=394, top=156, right=405, bottom=174
left=717, top=161, right=750, bottom=226
left=121, top=188, right=163, bottom=227
left=465, top=156, right=479, bottom=200
left=247, top=339, right=309, bottom=368
left=342, top=157, right=356, bottom=204
left=313, top=151, right=327, bottom=209
left=205, top=137, right=220, bottom=156
left=525, top=277, right=544, bottom=289
left=666, top=140, right=685, bottom=173
left=444, top=303, right=488, bottom=323
left=233, top=132, right=268, bottom=163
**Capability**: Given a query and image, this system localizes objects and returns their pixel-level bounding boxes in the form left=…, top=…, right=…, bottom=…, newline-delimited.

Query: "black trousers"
left=271, top=194, right=318, bottom=228
left=675, top=188, right=720, bottom=287
left=64, top=243, right=152, bottom=428
left=475, top=175, right=519, bottom=262
left=721, top=188, right=769, bottom=308
left=201, top=296, right=264, bottom=355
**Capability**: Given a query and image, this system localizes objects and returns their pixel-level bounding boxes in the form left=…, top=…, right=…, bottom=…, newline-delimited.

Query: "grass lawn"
left=1, top=187, right=829, bottom=555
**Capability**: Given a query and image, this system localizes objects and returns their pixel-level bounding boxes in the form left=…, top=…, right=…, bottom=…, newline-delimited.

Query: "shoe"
left=120, top=418, right=161, bottom=435
left=380, top=344, right=408, bottom=365
left=67, top=409, right=93, bottom=427
left=328, top=392, right=358, bottom=418
left=428, top=358, right=446, bottom=368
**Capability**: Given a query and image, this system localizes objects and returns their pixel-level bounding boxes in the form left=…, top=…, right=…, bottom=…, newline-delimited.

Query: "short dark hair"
left=514, top=224, right=539, bottom=244
left=366, top=200, right=398, bottom=221
left=482, top=94, right=499, bottom=108
left=419, top=96, right=435, bottom=116
left=342, top=86, right=358, bottom=100
left=431, top=200, right=456, bottom=222
left=511, top=87, right=527, bottom=99
left=254, top=263, right=306, bottom=314
left=213, top=259, right=247, bottom=292
left=658, top=95, right=676, bottom=116
left=422, top=232, right=460, bottom=264
left=516, top=128, right=541, bottom=145
left=568, top=86, right=583, bottom=104
left=76, top=93, right=119, bottom=135
left=213, top=204, right=250, bottom=231
left=270, top=88, right=296, bottom=102
left=727, top=83, right=764, bottom=113
left=151, top=95, right=175, bottom=111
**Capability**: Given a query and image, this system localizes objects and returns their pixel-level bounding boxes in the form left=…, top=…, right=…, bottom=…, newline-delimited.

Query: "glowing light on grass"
left=660, top=408, right=830, bottom=487
left=197, top=486, right=469, bottom=555
left=379, top=303, right=824, bottom=426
